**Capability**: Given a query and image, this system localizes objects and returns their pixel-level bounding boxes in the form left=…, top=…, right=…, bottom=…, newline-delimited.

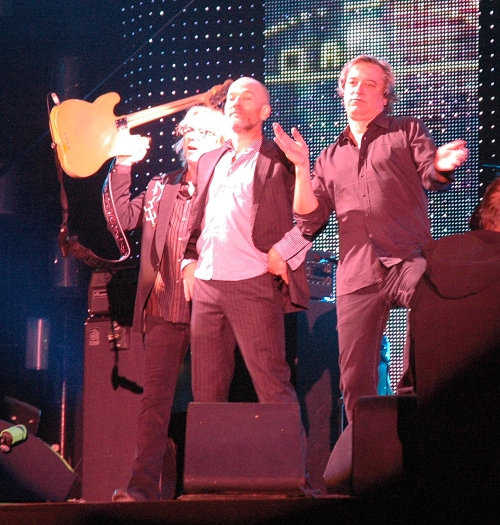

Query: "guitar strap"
left=53, top=79, right=233, bottom=267
left=56, top=155, right=130, bottom=268
left=101, top=160, right=132, bottom=261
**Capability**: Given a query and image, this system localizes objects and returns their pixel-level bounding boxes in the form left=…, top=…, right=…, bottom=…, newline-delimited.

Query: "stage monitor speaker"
left=81, top=317, right=144, bottom=502
left=0, top=396, right=41, bottom=435
left=183, top=402, right=306, bottom=495
left=324, top=395, right=418, bottom=496
left=352, top=395, right=418, bottom=495
left=0, top=419, right=77, bottom=502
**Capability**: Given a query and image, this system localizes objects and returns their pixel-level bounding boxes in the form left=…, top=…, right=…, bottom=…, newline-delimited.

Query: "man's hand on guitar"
left=115, top=134, right=151, bottom=166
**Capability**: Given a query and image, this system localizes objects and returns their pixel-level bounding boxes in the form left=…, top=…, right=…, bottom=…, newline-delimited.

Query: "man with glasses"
left=107, top=106, right=228, bottom=502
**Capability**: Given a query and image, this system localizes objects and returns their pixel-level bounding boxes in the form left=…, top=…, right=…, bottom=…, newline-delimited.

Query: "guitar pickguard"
left=50, top=92, right=126, bottom=178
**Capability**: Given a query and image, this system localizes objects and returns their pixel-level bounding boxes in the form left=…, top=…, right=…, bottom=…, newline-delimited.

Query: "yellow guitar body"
left=49, top=81, right=232, bottom=178
left=50, top=92, right=131, bottom=178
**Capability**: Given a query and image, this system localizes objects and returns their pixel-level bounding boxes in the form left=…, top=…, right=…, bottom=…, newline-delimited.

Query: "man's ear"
left=261, top=103, right=272, bottom=121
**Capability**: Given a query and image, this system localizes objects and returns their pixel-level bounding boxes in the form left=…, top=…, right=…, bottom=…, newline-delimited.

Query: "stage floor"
left=1, top=492, right=498, bottom=525
left=0, top=495, right=406, bottom=525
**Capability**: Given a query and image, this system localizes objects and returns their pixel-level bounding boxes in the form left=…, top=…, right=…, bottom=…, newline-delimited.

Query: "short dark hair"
left=469, top=178, right=500, bottom=231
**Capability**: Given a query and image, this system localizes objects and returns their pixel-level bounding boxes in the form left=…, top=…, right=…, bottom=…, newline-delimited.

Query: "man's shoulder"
left=197, top=144, right=227, bottom=167
left=317, top=138, right=342, bottom=159
left=383, top=113, right=426, bottom=130
left=260, top=137, right=294, bottom=171
left=260, top=137, right=282, bottom=156
left=423, top=230, right=500, bottom=265
left=154, top=168, right=184, bottom=185
left=369, top=111, right=416, bottom=124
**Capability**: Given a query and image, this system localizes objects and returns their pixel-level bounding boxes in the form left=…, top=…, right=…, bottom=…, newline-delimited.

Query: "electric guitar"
left=49, top=80, right=232, bottom=178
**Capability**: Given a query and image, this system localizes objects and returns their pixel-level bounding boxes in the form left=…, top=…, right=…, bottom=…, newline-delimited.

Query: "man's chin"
left=185, top=152, right=201, bottom=163
left=230, top=121, right=248, bottom=134
left=229, top=115, right=245, bottom=126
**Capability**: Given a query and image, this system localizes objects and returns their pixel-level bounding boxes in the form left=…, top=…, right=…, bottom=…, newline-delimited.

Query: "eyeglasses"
left=178, top=126, right=217, bottom=138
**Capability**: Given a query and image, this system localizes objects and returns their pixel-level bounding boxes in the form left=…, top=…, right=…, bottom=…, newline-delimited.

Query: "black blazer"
left=109, top=163, right=188, bottom=331
left=185, top=138, right=309, bottom=312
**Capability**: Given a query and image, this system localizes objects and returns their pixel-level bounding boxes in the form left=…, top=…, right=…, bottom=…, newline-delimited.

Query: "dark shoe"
left=112, top=488, right=143, bottom=502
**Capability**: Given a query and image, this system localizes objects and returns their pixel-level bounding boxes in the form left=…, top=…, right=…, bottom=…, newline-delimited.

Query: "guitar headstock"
left=207, top=79, right=234, bottom=108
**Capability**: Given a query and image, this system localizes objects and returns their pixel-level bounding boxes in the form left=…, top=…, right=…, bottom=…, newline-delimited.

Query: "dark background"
left=0, top=0, right=126, bottom=453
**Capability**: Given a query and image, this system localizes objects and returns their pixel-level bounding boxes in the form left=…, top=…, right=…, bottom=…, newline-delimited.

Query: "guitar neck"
left=124, top=91, right=210, bottom=129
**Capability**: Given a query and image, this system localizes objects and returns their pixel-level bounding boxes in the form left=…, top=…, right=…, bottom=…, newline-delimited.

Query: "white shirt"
left=195, top=139, right=268, bottom=281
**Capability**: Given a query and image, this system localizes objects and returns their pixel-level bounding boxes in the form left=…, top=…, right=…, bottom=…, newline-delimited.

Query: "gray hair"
left=337, top=55, right=399, bottom=113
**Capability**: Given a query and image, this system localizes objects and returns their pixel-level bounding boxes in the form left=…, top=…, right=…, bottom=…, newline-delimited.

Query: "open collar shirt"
left=194, top=138, right=270, bottom=281
left=295, top=113, right=454, bottom=296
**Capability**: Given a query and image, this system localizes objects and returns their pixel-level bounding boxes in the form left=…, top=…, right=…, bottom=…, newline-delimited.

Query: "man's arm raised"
left=273, top=123, right=318, bottom=215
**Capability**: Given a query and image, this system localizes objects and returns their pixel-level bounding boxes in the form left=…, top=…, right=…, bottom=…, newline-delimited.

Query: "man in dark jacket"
left=182, top=77, right=310, bottom=404
left=409, top=178, right=500, bottom=518
left=108, top=106, right=228, bottom=502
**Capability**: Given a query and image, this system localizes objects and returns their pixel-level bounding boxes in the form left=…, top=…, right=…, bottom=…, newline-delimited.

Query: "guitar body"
left=49, top=81, right=232, bottom=178
left=49, top=92, right=131, bottom=178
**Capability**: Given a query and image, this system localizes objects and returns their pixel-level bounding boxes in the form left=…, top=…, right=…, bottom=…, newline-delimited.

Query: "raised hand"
left=435, top=139, right=469, bottom=172
left=273, top=123, right=318, bottom=214
left=273, top=123, right=310, bottom=170
left=115, top=134, right=152, bottom=166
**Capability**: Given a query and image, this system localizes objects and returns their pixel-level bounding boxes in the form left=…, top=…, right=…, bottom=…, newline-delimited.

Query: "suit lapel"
left=147, top=170, right=184, bottom=261
left=192, top=146, right=228, bottom=225
left=192, top=141, right=273, bottom=230
left=153, top=184, right=176, bottom=258
left=251, top=139, right=273, bottom=226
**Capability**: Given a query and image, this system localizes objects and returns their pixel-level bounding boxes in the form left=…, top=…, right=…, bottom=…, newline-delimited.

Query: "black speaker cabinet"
left=324, top=395, right=418, bottom=496
left=183, top=402, right=306, bottom=495
left=352, top=395, right=417, bottom=495
left=0, top=419, right=77, bottom=502
left=0, top=396, right=41, bottom=435
left=81, top=317, right=144, bottom=502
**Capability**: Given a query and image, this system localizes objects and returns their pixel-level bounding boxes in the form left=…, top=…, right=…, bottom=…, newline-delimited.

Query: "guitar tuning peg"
left=51, top=93, right=61, bottom=106
left=208, top=79, right=234, bottom=108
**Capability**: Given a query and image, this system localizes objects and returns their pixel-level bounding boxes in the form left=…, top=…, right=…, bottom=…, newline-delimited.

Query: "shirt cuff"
left=273, top=226, right=313, bottom=271
left=181, top=259, right=197, bottom=273
left=436, top=170, right=455, bottom=183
